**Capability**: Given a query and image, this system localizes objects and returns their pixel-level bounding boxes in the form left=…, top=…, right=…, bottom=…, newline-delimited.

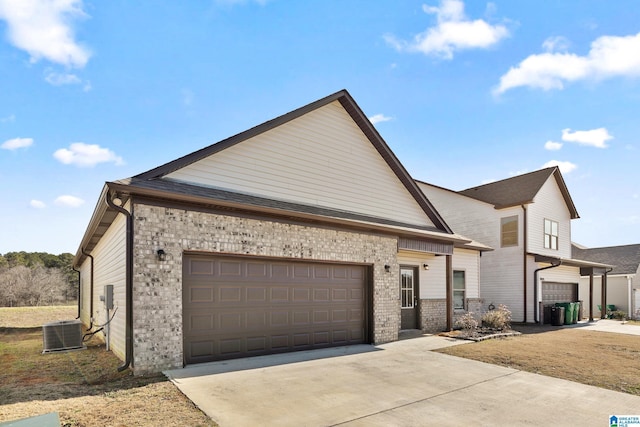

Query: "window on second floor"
left=501, top=216, right=518, bottom=247
left=544, top=219, right=559, bottom=250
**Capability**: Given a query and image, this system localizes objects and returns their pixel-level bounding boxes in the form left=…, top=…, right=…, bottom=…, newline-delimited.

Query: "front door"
left=400, top=267, right=418, bottom=329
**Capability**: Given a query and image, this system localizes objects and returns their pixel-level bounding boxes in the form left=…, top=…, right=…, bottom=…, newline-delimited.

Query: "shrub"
left=482, top=304, right=512, bottom=330
left=455, top=312, right=478, bottom=331
left=610, top=310, right=627, bottom=320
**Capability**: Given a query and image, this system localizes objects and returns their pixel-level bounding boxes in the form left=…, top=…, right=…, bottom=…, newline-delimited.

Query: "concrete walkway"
left=165, top=333, right=640, bottom=427
left=566, top=319, right=640, bottom=335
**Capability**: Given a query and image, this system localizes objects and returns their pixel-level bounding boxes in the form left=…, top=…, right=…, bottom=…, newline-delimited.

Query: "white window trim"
left=453, top=269, right=466, bottom=311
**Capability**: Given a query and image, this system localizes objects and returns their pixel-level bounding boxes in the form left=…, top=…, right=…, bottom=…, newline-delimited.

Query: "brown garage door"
left=542, top=282, right=578, bottom=305
left=183, top=254, right=369, bottom=364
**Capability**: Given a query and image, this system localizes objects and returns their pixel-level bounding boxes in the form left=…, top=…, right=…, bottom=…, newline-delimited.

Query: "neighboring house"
left=73, top=90, right=487, bottom=374
left=573, top=244, right=640, bottom=319
left=417, top=168, right=610, bottom=323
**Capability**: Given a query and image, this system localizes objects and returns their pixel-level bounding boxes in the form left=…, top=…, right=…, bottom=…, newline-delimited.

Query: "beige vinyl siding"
left=396, top=249, right=479, bottom=301
left=90, top=202, right=127, bottom=361
left=78, top=260, right=92, bottom=326
left=397, top=251, right=444, bottom=299
left=579, top=275, right=632, bottom=317
left=453, top=248, right=480, bottom=300
left=417, top=183, right=497, bottom=247
left=528, top=178, right=573, bottom=258
left=167, top=101, right=434, bottom=228
left=418, top=182, right=528, bottom=319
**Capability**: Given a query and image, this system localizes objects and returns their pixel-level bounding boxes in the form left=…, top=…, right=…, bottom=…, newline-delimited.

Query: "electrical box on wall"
left=104, top=284, right=114, bottom=310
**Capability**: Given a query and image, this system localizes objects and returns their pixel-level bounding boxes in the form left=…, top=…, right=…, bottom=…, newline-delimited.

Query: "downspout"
left=73, top=267, right=81, bottom=319
left=105, top=191, right=133, bottom=373
left=522, top=205, right=528, bottom=323
left=533, top=260, right=562, bottom=323
left=627, top=275, right=633, bottom=320
left=601, top=267, right=613, bottom=319
left=81, top=248, right=94, bottom=330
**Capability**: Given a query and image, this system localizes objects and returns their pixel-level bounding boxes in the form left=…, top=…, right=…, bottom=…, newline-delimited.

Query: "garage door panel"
left=542, top=282, right=578, bottom=304
left=188, top=259, right=215, bottom=276
left=183, top=255, right=368, bottom=364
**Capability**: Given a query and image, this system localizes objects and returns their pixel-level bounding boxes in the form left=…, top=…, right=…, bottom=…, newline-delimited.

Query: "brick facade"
left=131, top=203, right=400, bottom=374
left=419, top=298, right=485, bottom=333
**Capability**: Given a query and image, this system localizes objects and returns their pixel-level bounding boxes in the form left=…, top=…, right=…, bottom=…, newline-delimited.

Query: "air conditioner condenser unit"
left=42, top=319, right=86, bottom=354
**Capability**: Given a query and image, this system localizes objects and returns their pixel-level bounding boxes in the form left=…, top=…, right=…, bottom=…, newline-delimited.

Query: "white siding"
left=528, top=177, right=573, bottom=258
left=417, top=183, right=497, bottom=247
left=78, top=259, right=92, bottom=326
left=578, top=275, right=632, bottom=317
left=418, top=182, right=528, bottom=320
left=397, top=251, right=444, bottom=299
left=167, top=101, right=434, bottom=228
left=453, top=248, right=480, bottom=300
left=396, top=248, right=480, bottom=301
left=90, top=203, right=127, bottom=360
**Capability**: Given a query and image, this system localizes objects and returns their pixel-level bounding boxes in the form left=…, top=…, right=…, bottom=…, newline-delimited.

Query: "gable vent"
left=398, top=238, right=453, bottom=255
left=42, top=320, right=85, bottom=354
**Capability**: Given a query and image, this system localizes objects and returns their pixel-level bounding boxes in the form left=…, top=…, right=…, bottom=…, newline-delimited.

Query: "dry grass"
left=0, top=306, right=216, bottom=427
left=437, top=324, right=640, bottom=396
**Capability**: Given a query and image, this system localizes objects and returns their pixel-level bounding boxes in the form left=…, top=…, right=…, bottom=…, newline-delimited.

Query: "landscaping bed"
left=0, top=306, right=216, bottom=427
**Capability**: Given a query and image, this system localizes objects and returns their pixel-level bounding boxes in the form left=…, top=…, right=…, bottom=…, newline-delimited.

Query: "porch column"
left=446, top=254, right=453, bottom=331
left=589, top=272, right=594, bottom=322
left=601, top=272, right=607, bottom=319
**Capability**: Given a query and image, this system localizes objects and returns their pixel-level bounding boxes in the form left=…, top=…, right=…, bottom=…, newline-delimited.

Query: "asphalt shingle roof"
left=572, top=244, right=640, bottom=275
left=458, top=167, right=579, bottom=219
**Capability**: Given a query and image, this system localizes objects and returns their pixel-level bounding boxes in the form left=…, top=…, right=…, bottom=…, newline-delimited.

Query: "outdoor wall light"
left=156, top=249, right=166, bottom=261
left=384, top=264, right=391, bottom=272
left=423, top=263, right=429, bottom=271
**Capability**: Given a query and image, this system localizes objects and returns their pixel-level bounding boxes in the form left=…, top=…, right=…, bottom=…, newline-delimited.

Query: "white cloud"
left=44, top=70, right=81, bottom=86
left=54, top=195, right=84, bottom=208
left=1, top=137, right=33, bottom=150
left=369, top=114, right=393, bottom=125
left=30, top=199, right=46, bottom=209
left=542, top=36, right=570, bottom=53
left=544, top=140, right=563, bottom=151
left=53, top=142, right=124, bottom=167
left=0, top=0, right=91, bottom=68
left=495, top=32, right=640, bottom=94
left=561, top=128, right=612, bottom=148
left=384, top=0, right=509, bottom=59
left=1, top=114, right=15, bottom=123
left=542, top=160, right=577, bottom=174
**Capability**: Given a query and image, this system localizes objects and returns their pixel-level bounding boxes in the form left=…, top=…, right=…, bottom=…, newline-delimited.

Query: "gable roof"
left=74, top=90, right=460, bottom=266
left=572, top=243, right=640, bottom=275
left=131, top=89, right=452, bottom=233
left=458, top=167, right=579, bottom=218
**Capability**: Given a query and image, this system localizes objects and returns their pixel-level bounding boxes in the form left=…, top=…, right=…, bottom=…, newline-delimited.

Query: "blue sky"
left=0, top=0, right=638, bottom=255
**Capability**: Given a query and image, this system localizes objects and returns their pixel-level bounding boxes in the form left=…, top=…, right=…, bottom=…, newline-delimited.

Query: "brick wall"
left=420, top=298, right=485, bottom=333
left=131, top=203, right=400, bottom=374
left=419, top=298, right=447, bottom=333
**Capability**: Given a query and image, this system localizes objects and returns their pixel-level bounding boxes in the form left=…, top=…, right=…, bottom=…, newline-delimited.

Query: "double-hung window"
left=453, top=270, right=465, bottom=310
left=544, top=219, right=559, bottom=250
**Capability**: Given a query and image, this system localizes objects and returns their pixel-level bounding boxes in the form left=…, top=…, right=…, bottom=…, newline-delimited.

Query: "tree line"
left=0, top=252, right=78, bottom=307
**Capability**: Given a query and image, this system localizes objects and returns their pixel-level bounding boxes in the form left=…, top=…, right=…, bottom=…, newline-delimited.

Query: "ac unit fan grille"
left=42, top=320, right=85, bottom=353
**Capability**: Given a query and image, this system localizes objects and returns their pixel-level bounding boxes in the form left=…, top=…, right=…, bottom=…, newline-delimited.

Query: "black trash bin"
left=551, top=306, right=565, bottom=326
left=543, top=305, right=553, bottom=325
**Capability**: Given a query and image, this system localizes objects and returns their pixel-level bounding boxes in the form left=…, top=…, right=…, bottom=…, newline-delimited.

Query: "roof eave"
left=108, top=180, right=465, bottom=245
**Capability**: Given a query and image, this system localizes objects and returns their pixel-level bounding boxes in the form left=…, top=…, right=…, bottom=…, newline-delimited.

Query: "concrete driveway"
left=166, top=334, right=640, bottom=427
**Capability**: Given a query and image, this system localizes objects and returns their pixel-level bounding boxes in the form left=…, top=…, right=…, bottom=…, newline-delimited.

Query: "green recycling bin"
left=572, top=301, right=580, bottom=323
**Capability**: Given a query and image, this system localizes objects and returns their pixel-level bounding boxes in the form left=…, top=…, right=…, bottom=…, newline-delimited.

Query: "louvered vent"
left=42, top=320, right=85, bottom=353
